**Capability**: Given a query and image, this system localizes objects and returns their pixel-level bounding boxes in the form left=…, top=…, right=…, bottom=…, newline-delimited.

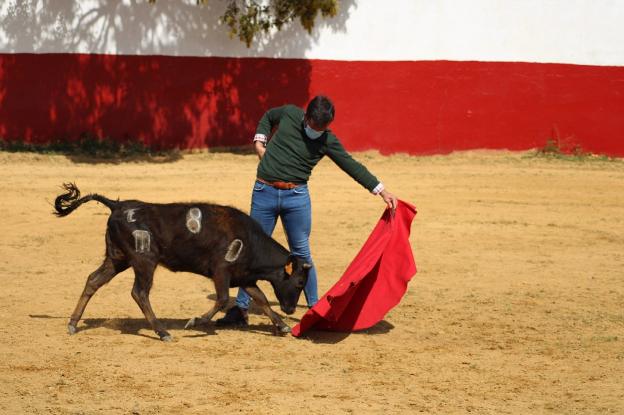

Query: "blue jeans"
left=235, top=180, right=319, bottom=309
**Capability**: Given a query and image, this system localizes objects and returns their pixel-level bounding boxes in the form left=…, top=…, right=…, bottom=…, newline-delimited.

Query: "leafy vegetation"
left=528, top=138, right=620, bottom=162
left=148, top=0, right=338, bottom=47
left=529, top=128, right=621, bottom=162
left=0, top=135, right=170, bottom=159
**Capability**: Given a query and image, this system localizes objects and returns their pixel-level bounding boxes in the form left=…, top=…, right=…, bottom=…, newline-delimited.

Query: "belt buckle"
left=275, top=181, right=294, bottom=190
left=257, top=177, right=297, bottom=190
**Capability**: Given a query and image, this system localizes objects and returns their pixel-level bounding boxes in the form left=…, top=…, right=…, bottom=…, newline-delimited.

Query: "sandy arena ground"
left=0, top=149, right=622, bottom=414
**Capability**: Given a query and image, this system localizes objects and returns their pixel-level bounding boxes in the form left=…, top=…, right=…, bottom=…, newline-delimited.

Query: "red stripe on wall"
left=313, top=60, right=624, bottom=156
left=1, top=54, right=623, bottom=156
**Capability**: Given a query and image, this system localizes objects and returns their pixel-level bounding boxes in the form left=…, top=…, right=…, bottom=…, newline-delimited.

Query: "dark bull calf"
left=54, top=183, right=310, bottom=341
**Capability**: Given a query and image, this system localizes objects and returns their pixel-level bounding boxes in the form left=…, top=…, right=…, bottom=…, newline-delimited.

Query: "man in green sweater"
left=216, top=95, right=398, bottom=327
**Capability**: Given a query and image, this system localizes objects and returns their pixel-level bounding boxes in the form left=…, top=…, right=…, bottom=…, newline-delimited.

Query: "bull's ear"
left=284, top=260, right=293, bottom=276
left=303, top=263, right=312, bottom=270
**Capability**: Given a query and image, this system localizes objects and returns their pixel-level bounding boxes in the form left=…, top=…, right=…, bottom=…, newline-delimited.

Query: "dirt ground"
left=0, top=149, right=622, bottom=414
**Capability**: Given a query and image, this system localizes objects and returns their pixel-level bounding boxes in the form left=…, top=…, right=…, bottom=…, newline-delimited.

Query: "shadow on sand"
left=30, top=307, right=394, bottom=344
left=29, top=314, right=289, bottom=341
left=294, top=320, right=396, bottom=344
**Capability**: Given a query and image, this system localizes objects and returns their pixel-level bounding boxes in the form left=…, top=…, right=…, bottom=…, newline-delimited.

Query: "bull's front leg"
left=184, top=274, right=230, bottom=329
left=243, top=285, right=291, bottom=335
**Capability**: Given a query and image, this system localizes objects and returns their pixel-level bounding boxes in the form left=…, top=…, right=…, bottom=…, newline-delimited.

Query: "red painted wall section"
left=0, top=54, right=311, bottom=149
left=1, top=54, right=623, bottom=156
left=312, top=60, right=624, bottom=156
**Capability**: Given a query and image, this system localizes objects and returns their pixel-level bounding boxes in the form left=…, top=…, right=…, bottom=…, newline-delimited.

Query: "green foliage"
left=0, top=135, right=158, bottom=159
left=529, top=138, right=620, bottom=163
left=527, top=125, right=621, bottom=162
left=149, top=0, right=338, bottom=47
left=537, top=138, right=563, bottom=156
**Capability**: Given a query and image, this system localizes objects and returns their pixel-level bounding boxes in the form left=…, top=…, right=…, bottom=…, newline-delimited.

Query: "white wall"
left=1, top=0, right=623, bottom=66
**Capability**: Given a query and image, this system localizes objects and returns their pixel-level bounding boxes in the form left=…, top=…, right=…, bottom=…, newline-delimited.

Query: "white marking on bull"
left=132, top=230, right=151, bottom=253
left=125, top=208, right=139, bottom=223
left=186, top=207, right=202, bottom=234
left=225, top=239, right=243, bottom=262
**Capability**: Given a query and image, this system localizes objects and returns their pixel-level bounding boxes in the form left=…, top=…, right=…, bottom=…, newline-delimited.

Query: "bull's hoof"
left=184, top=317, right=197, bottom=329
left=157, top=331, right=173, bottom=342
left=185, top=317, right=210, bottom=329
left=274, top=325, right=291, bottom=335
left=184, top=317, right=206, bottom=329
left=67, top=324, right=77, bottom=335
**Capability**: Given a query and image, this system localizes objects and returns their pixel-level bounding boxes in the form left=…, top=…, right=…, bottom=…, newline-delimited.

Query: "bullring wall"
left=1, top=0, right=623, bottom=155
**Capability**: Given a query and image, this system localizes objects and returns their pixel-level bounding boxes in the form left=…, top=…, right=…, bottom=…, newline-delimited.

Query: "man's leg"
left=218, top=181, right=278, bottom=326
left=280, top=185, right=318, bottom=307
left=236, top=182, right=279, bottom=308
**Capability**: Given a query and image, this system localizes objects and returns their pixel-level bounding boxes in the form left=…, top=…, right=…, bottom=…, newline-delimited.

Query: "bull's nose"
left=282, top=306, right=296, bottom=315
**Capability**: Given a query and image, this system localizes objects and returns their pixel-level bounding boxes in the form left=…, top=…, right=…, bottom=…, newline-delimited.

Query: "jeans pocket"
left=253, top=182, right=266, bottom=191
left=293, top=186, right=308, bottom=195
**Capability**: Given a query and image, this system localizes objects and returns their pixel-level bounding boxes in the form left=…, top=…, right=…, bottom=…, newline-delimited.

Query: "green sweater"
left=256, top=105, right=380, bottom=192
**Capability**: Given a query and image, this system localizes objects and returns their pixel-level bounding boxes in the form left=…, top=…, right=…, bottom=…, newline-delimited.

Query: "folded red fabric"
left=292, top=200, right=417, bottom=337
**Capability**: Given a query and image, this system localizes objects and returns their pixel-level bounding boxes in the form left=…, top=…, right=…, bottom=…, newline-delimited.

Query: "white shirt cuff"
left=372, top=182, right=385, bottom=195
left=253, top=134, right=267, bottom=144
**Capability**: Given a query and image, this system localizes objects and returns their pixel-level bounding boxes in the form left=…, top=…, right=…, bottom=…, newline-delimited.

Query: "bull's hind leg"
left=68, top=256, right=128, bottom=335
left=130, top=261, right=172, bottom=342
left=243, top=286, right=291, bottom=334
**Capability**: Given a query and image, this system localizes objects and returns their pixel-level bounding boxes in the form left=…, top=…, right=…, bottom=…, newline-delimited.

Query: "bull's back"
left=107, top=201, right=254, bottom=274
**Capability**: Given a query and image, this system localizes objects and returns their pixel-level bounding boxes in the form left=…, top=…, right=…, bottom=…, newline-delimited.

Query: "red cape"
left=292, top=200, right=417, bottom=337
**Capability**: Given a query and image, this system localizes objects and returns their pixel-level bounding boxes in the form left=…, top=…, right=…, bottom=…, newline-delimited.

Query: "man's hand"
left=379, top=189, right=398, bottom=215
left=254, top=140, right=266, bottom=160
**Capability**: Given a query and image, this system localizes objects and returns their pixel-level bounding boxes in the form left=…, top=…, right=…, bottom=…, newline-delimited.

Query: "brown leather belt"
left=256, top=177, right=301, bottom=190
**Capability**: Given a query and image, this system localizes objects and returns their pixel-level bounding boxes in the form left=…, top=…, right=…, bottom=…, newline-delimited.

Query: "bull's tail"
left=54, top=182, right=119, bottom=217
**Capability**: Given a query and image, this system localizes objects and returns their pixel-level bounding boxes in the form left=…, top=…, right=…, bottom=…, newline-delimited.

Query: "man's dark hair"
left=306, top=95, right=335, bottom=126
